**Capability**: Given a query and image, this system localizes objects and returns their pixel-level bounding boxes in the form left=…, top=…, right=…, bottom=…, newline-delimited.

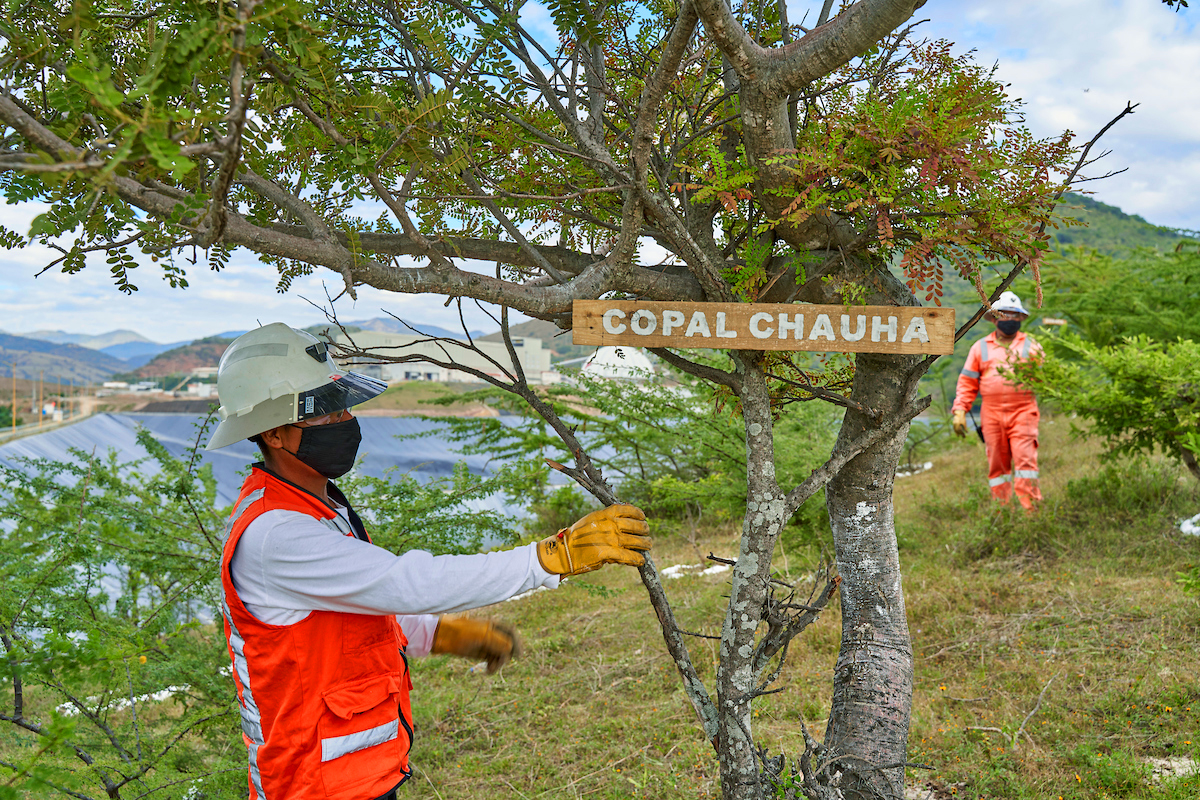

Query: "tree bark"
left=822, top=352, right=918, bottom=799
left=1181, top=445, right=1200, bottom=483
left=717, top=358, right=787, bottom=800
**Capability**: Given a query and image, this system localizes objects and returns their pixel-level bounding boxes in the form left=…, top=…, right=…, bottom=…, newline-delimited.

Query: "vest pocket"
left=319, top=673, right=408, bottom=795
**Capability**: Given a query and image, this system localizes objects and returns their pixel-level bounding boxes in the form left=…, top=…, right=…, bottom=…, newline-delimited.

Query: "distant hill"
left=20, top=329, right=153, bottom=350
left=135, top=338, right=231, bottom=378
left=335, top=317, right=485, bottom=340
left=1052, top=193, right=1198, bottom=254
left=479, top=318, right=591, bottom=361
left=100, top=339, right=188, bottom=366
left=0, top=333, right=130, bottom=382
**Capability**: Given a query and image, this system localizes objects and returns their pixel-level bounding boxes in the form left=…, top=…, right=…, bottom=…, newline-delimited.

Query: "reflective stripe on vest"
left=223, top=599, right=266, bottom=744
left=322, top=719, right=399, bottom=762
left=220, top=488, right=269, bottom=797
left=223, top=488, right=266, bottom=538
left=980, top=341, right=989, bottom=362
left=1020, top=338, right=1031, bottom=358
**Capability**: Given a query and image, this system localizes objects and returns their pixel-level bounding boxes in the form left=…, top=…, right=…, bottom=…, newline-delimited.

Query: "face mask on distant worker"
left=996, top=319, right=1022, bottom=336
left=285, top=417, right=362, bottom=479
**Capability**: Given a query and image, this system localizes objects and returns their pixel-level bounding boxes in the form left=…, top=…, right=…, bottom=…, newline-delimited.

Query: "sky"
left=1, top=0, right=1196, bottom=344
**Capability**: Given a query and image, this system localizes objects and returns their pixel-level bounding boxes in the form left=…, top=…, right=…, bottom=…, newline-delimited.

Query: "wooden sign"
left=572, top=300, right=954, bottom=355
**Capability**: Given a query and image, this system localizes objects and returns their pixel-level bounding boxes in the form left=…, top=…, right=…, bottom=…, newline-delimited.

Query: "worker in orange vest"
left=207, top=323, right=651, bottom=800
left=952, top=291, right=1044, bottom=510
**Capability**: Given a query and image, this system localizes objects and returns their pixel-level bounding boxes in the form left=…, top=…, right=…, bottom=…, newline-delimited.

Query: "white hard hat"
left=988, top=291, right=1029, bottom=318
left=207, top=323, right=386, bottom=450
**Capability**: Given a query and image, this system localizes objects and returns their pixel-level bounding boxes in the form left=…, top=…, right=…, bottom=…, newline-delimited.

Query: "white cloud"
left=918, top=0, right=1200, bottom=229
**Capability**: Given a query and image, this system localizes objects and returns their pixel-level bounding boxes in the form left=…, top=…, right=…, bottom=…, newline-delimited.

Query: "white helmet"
left=207, top=323, right=386, bottom=450
left=989, top=290, right=1029, bottom=319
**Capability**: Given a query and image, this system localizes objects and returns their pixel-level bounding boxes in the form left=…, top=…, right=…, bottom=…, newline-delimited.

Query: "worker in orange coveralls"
left=951, top=291, right=1044, bottom=510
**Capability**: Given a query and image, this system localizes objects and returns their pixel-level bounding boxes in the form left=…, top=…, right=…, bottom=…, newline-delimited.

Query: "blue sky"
left=2, top=0, right=1197, bottom=343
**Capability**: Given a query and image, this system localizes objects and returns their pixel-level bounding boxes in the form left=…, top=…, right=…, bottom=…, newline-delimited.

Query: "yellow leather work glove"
left=536, top=504, right=651, bottom=577
left=430, top=617, right=520, bottom=674
left=952, top=409, right=968, bottom=438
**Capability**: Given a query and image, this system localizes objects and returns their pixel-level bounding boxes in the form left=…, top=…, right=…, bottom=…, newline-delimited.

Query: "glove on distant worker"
left=952, top=409, right=968, bottom=438
left=536, top=504, right=651, bottom=577
left=430, top=617, right=520, bottom=674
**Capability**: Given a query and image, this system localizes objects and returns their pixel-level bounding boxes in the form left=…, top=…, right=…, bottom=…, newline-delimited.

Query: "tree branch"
left=954, top=102, right=1139, bottom=342
left=783, top=393, right=931, bottom=517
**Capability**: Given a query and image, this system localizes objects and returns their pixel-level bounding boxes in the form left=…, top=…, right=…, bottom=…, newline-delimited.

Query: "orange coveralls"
left=952, top=330, right=1043, bottom=509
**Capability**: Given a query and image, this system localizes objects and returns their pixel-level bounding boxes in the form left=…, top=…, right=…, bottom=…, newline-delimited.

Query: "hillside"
left=100, top=339, right=186, bottom=367
left=0, top=333, right=130, bottom=382
left=338, top=316, right=485, bottom=339
left=134, top=338, right=230, bottom=378
left=1052, top=193, right=1198, bottom=254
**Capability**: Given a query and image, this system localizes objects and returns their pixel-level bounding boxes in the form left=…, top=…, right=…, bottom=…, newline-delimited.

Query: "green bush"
left=1012, top=248, right=1200, bottom=346
left=1012, top=334, right=1200, bottom=483
left=0, top=423, right=242, bottom=798
left=340, top=460, right=525, bottom=554
left=418, top=366, right=841, bottom=542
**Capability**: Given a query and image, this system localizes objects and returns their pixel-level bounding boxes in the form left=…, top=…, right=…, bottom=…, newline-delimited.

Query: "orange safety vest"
left=220, top=466, right=414, bottom=800
left=952, top=330, right=1042, bottom=414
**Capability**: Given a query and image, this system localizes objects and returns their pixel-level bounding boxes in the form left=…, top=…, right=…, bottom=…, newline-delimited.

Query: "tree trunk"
left=822, top=352, right=917, bottom=799
left=1180, top=444, right=1200, bottom=483
left=717, top=358, right=786, bottom=800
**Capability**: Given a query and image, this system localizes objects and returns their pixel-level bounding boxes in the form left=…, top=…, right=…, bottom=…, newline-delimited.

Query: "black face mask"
left=996, top=319, right=1022, bottom=336
left=285, top=417, right=362, bottom=479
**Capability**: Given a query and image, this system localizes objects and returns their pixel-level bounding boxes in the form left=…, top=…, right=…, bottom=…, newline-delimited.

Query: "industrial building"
left=327, top=330, right=559, bottom=385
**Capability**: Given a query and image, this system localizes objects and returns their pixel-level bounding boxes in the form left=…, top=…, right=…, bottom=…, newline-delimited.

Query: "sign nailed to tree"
left=573, top=300, right=955, bottom=355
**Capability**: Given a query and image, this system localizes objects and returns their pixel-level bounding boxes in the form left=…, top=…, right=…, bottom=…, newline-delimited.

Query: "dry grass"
left=354, top=382, right=490, bottom=416
left=405, top=415, right=1200, bottom=799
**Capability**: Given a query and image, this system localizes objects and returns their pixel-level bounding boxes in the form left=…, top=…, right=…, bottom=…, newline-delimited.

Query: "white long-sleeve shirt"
left=228, top=504, right=559, bottom=656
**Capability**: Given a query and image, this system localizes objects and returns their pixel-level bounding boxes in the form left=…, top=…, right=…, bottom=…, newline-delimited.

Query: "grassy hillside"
left=1053, top=194, right=1198, bottom=255
left=399, top=418, right=1200, bottom=799
left=354, top=381, right=493, bottom=415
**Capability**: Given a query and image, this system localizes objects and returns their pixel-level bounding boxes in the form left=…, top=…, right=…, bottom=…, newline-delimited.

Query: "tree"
left=0, top=427, right=244, bottom=799
left=1023, top=249, right=1200, bottom=347
left=3, top=1, right=1136, bottom=797
left=1013, top=334, right=1200, bottom=483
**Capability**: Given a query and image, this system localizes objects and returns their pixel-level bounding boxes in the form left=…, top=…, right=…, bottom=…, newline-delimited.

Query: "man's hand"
left=952, top=409, right=968, bottom=438
left=537, top=504, right=651, bottom=577
left=430, top=617, right=520, bottom=674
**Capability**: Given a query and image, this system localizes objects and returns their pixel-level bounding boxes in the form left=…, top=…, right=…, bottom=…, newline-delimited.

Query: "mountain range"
left=0, top=317, right=490, bottom=382
left=0, top=333, right=132, bottom=383
left=3, top=194, right=1194, bottom=383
